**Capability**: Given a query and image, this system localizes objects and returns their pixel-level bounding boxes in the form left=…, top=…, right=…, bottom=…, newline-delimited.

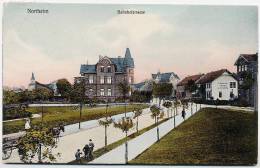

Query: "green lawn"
left=3, top=104, right=149, bottom=135
left=130, top=108, right=257, bottom=165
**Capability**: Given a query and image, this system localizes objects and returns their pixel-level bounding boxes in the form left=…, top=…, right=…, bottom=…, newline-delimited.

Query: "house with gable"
left=234, top=53, right=258, bottom=107
left=74, top=48, right=134, bottom=101
left=196, top=69, right=238, bottom=101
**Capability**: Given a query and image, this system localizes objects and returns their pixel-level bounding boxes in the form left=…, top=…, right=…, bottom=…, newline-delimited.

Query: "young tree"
left=113, top=117, right=134, bottom=164
left=98, top=103, right=113, bottom=151
left=173, top=100, right=181, bottom=127
left=17, top=125, right=60, bottom=163
left=152, top=83, right=173, bottom=107
left=118, top=80, right=130, bottom=117
left=56, top=79, right=72, bottom=100
left=162, top=101, right=172, bottom=118
left=133, top=107, right=143, bottom=134
left=70, top=78, right=88, bottom=129
left=150, top=105, right=164, bottom=142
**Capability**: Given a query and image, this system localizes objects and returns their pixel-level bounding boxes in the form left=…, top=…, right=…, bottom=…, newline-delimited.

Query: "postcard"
left=1, top=1, right=258, bottom=166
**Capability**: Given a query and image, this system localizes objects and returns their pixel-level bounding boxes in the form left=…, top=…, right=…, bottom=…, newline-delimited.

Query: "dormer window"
left=107, top=66, right=112, bottom=73
left=100, top=66, right=104, bottom=72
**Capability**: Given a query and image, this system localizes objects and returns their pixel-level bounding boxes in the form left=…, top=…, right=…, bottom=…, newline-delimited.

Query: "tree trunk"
left=136, top=117, right=139, bottom=134
left=124, top=98, right=127, bottom=117
left=191, top=103, right=193, bottom=115
left=41, top=105, right=43, bottom=123
left=156, top=117, right=159, bottom=141
left=125, top=131, right=128, bottom=164
left=174, top=108, right=176, bottom=128
left=196, top=103, right=197, bottom=112
left=167, top=109, right=169, bottom=118
left=79, top=103, right=82, bottom=129
left=105, top=125, right=107, bottom=151
left=38, top=144, right=42, bottom=163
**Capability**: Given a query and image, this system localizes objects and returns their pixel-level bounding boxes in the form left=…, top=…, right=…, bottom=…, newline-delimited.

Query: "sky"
left=3, top=3, right=258, bottom=88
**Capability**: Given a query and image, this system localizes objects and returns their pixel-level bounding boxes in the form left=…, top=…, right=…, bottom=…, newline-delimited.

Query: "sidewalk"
left=90, top=103, right=200, bottom=164
left=2, top=107, right=158, bottom=163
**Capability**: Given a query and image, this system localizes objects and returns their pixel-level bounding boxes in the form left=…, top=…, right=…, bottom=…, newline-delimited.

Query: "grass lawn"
left=130, top=107, right=257, bottom=165
left=69, top=118, right=169, bottom=164
left=3, top=104, right=149, bottom=135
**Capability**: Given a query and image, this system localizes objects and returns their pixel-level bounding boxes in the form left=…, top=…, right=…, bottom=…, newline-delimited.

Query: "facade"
left=28, top=72, right=59, bottom=95
left=196, top=69, right=238, bottom=101
left=131, top=80, right=153, bottom=92
left=151, top=72, right=180, bottom=98
left=75, top=48, right=134, bottom=101
left=176, top=74, right=204, bottom=99
left=234, top=53, right=258, bottom=106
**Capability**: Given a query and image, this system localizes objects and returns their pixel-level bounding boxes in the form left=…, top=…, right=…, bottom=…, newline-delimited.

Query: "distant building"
left=196, top=69, right=238, bottom=101
left=28, top=72, right=59, bottom=96
left=234, top=53, right=258, bottom=107
left=75, top=48, right=134, bottom=101
left=177, top=74, right=204, bottom=100
left=151, top=72, right=180, bottom=98
left=132, top=80, right=153, bottom=92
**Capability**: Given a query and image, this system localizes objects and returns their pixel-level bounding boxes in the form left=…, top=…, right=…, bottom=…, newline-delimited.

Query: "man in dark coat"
left=88, top=139, right=95, bottom=160
left=83, top=144, right=90, bottom=160
left=182, top=108, right=186, bottom=120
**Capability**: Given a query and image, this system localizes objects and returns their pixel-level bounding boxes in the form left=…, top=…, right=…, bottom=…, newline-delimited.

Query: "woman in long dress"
left=25, top=118, right=31, bottom=130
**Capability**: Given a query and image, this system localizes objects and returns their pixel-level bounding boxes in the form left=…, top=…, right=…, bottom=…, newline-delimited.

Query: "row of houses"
left=133, top=52, right=258, bottom=106
left=26, top=48, right=257, bottom=107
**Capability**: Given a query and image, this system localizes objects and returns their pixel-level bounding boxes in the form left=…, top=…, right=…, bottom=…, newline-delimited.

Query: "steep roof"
left=234, top=53, right=258, bottom=65
left=196, top=69, right=230, bottom=84
left=177, top=74, right=204, bottom=86
left=152, top=72, right=180, bottom=82
left=35, top=81, right=53, bottom=91
left=80, top=48, right=134, bottom=74
left=110, top=57, right=125, bottom=72
left=80, top=64, right=96, bottom=74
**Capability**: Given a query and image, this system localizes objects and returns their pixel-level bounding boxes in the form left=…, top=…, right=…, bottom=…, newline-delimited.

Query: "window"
left=244, top=65, right=247, bottom=71
left=206, top=91, right=212, bottom=99
left=100, top=76, right=104, bottom=84
left=206, top=83, right=211, bottom=89
left=230, top=82, right=236, bottom=88
left=100, top=89, right=105, bottom=96
left=89, top=75, right=93, bottom=84
left=129, top=77, right=132, bottom=83
left=107, top=89, right=112, bottom=96
left=107, top=76, right=112, bottom=84
left=219, top=92, right=222, bottom=98
left=100, top=66, right=104, bottom=72
left=107, top=66, right=111, bottom=73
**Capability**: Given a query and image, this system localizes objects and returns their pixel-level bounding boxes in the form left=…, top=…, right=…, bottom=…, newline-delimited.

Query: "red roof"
left=177, top=74, right=204, bottom=86
left=195, top=69, right=230, bottom=84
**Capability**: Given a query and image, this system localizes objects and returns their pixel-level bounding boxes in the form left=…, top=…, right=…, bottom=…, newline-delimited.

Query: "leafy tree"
left=150, top=105, right=164, bottom=142
left=70, top=78, right=89, bottom=129
left=240, top=71, right=254, bottom=90
left=33, top=88, right=53, bottom=101
left=98, top=103, right=113, bottom=151
left=162, top=101, right=172, bottom=118
left=56, top=79, right=72, bottom=100
left=114, top=117, right=134, bottom=164
left=3, top=90, right=20, bottom=105
left=133, top=107, right=143, bottom=133
left=185, top=80, right=197, bottom=93
left=173, top=100, right=181, bottom=127
left=152, top=83, right=173, bottom=107
left=17, top=125, right=60, bottom=163
left=118, top=80, right=130, bottom=117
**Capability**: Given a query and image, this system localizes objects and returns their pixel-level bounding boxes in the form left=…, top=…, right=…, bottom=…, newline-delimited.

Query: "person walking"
left=89, top=139, right=95, bottom=160
left=83, top=144, right=90, bottom=160
left=182, top=108, right=186, bottom=120
left=75, top=149, right=82, bottom=163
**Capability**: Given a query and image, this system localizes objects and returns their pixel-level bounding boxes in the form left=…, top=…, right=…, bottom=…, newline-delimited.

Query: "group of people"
left=75, top=139, right=95, bottom=163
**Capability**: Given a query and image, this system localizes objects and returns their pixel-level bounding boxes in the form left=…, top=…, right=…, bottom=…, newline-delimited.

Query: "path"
left=90, top=103, right=200, bottom=164
left=3, top=107, right=159, bottom=163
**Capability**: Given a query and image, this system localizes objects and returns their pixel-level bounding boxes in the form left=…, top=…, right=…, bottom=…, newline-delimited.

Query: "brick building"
left=75, top=48, right=134, bottom=101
